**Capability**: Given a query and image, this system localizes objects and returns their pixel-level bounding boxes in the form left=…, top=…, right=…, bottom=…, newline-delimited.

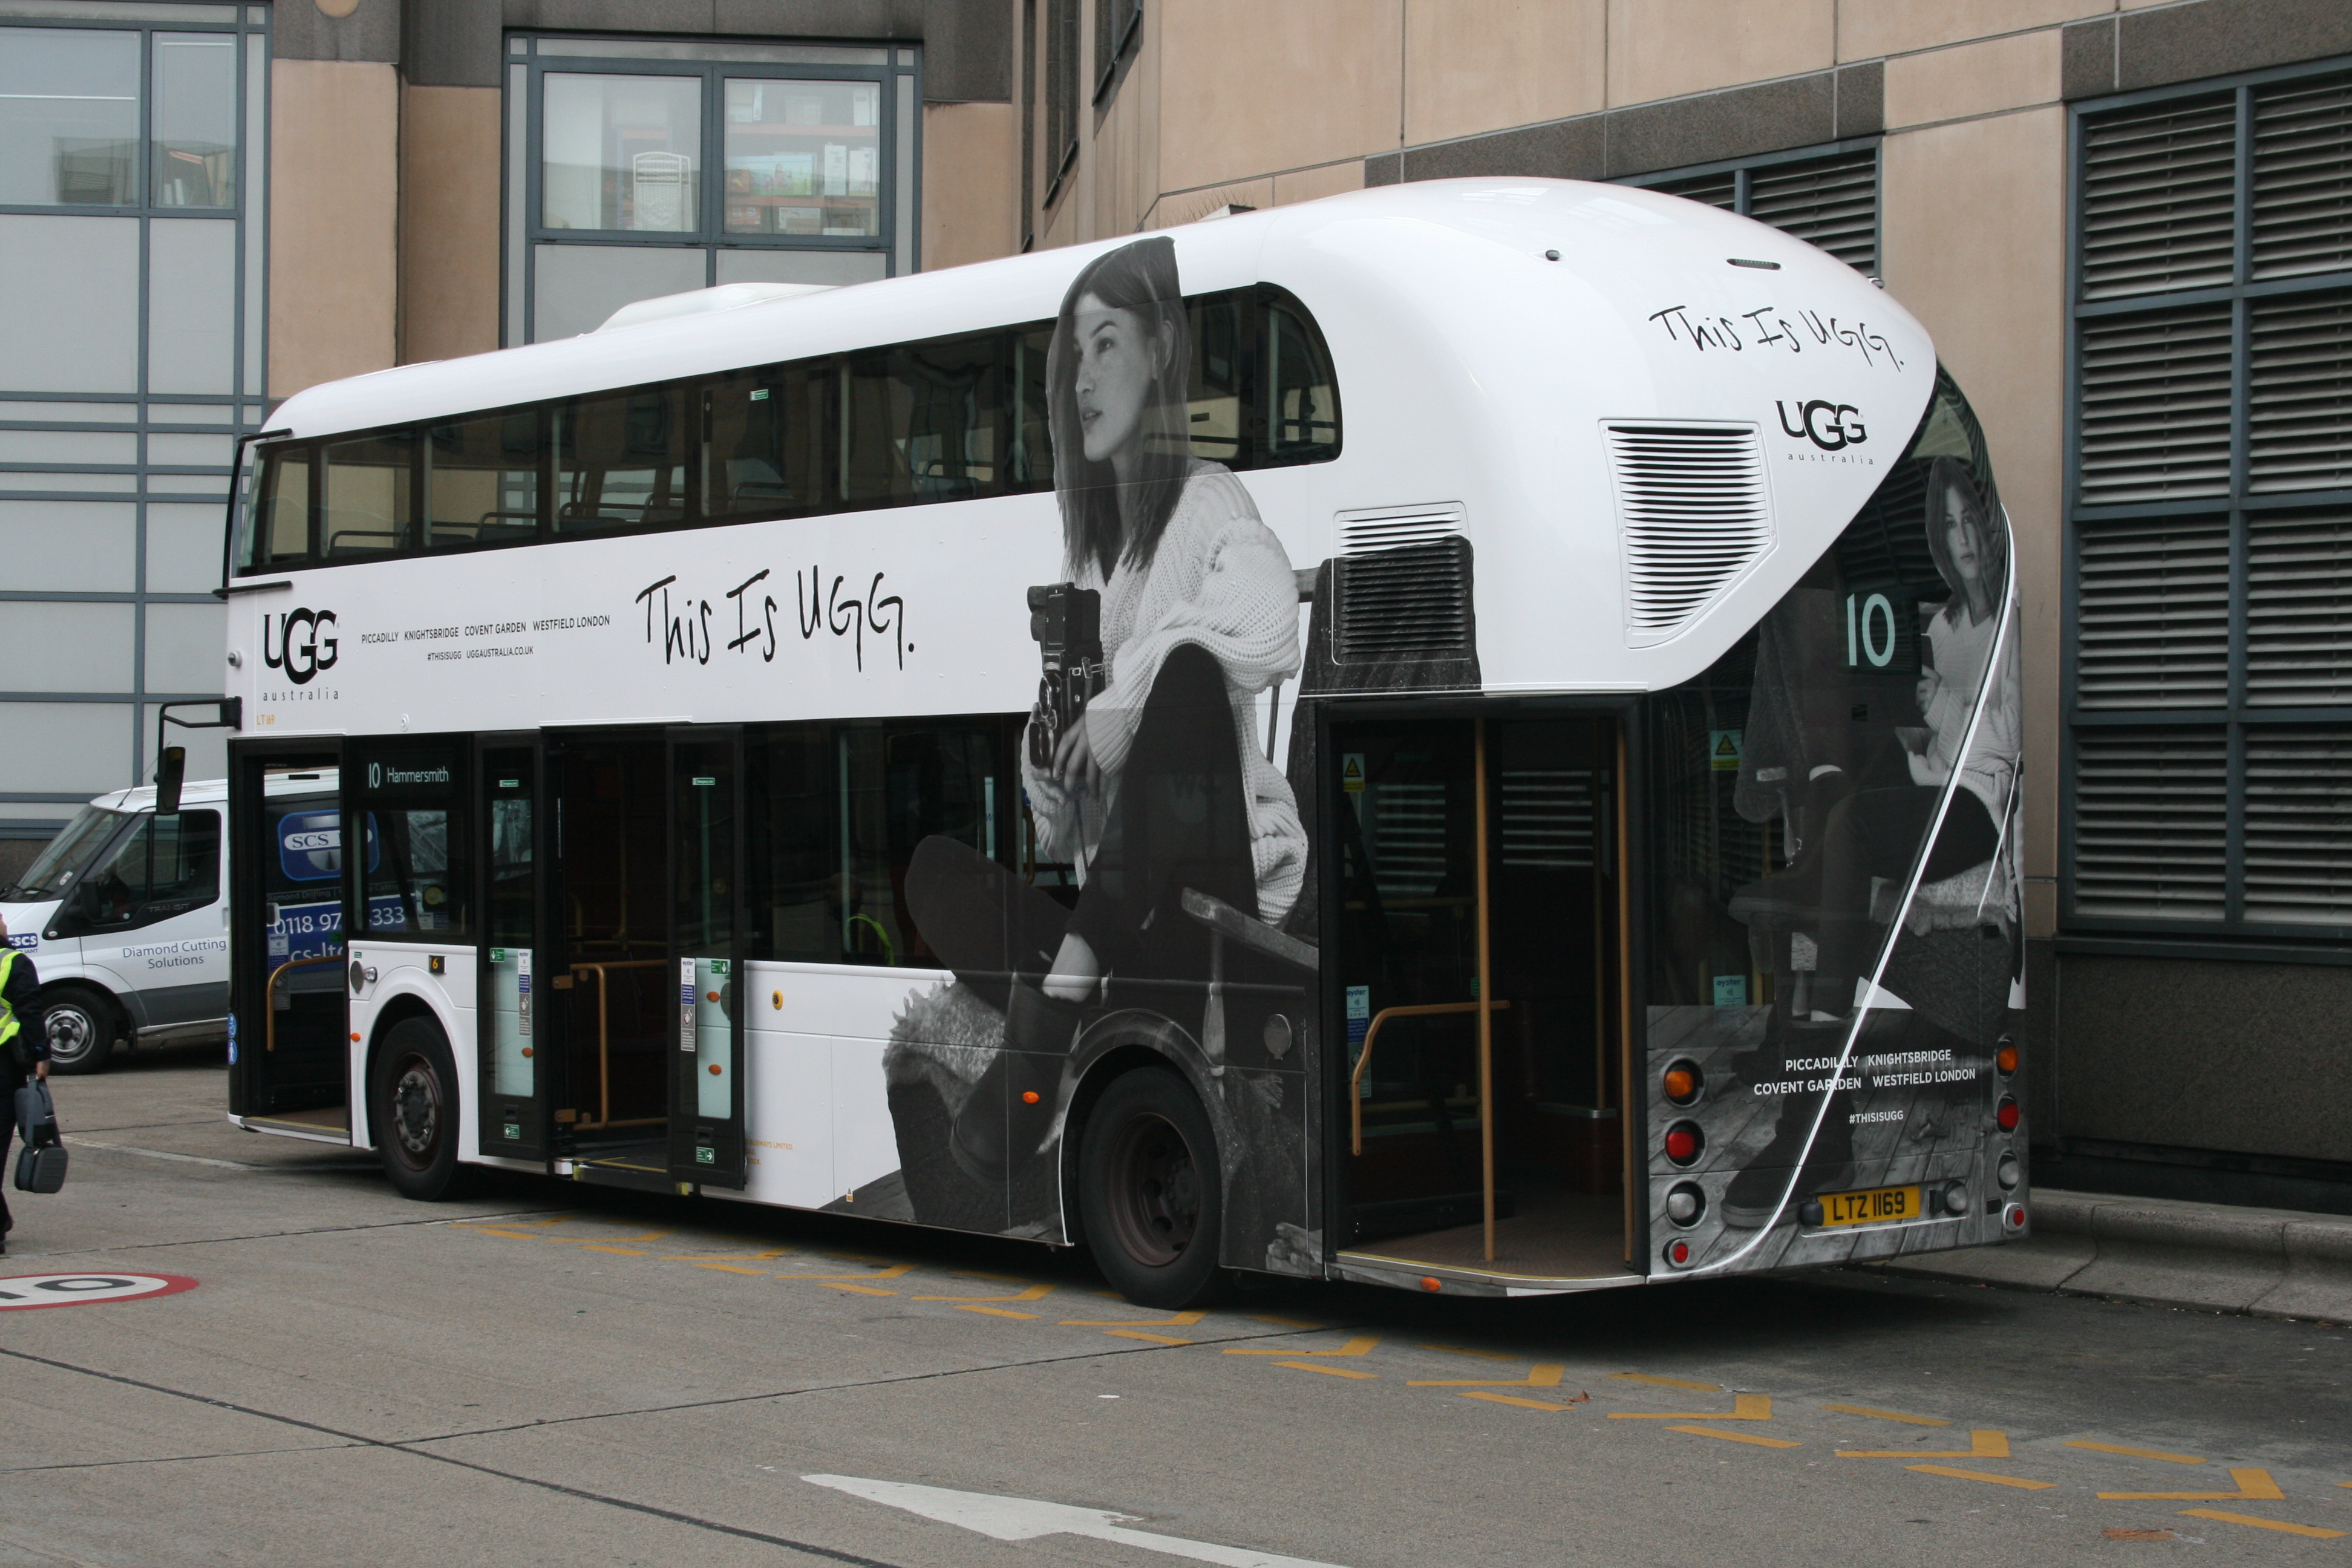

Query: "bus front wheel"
left=1079, top=1067, right=1229, bottom=1310
left=371, top=1017, right=464, bottom=1201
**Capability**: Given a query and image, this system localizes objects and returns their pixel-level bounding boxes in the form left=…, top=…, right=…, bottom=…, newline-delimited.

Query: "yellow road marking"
left=1609, top=1372, right=1721, bottom=1392
left=2178, top=1510, right=2348, bottom=1540
left=1060, top=1312, right=1207, bottom=1328
left=913, top=1284, right=1056, bottom=1313
left=958, top=1307, right=1044, bottom=1319
left=1419, top=1343, right=1516, bottom=1362
left=581, top=1245, right=645, bottom=1255
left=1274, top=1361, right=1376, bottom=1379
left=2065, top=1440, right=2204, bottom=1465
left=1908, top=1465, right=2054, bottom=1491
left=1463, top=1391, right=1578, bottom=1412
left=464, top=1228, right=550, bottom=1240
left=659, top=1249, right=794, bottom=1262
left=772, top=1263, right=916, bottom=1296
left=1612, top=1394, right=1771, bottom=1422
left=1823, top=1404, right=1951, bottom=1427
left=691, top=1263, right=770, bottom=1275
left=1411, top=1364, right=1566, bottom=1390
left=818, top=1282, right=898, bottom=1296
left=2100, top=1468, right=2283, bottom=1502
left=1104, top=1330, right=1194, bottom=1345
left=1670, top=1425, right=1802, bottom=1449
left=1226, top=1336, right=1379, bottom=1359
left=1841, top=1430, right=2009, bottom=1460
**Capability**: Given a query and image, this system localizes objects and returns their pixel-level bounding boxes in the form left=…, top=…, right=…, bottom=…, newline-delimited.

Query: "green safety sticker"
left=503, top=1122, right=521, bottom=1141
left=708, top=959, right=731, bottom=975
left=696, top=1147, right=716, bottom=1165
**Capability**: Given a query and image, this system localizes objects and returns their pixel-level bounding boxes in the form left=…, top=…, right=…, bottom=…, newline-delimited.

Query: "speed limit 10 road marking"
left=0, top=1273, right=197, bottom=1310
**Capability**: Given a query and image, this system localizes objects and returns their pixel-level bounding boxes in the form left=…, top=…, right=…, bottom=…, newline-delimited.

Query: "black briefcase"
left=13, top=1081, right=65, bottom=1195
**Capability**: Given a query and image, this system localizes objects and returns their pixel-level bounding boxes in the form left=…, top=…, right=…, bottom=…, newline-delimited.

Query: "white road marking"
left=804, top=1474, right=1351, bottom=1567
left=64, top=1136, right=366, bottom=1172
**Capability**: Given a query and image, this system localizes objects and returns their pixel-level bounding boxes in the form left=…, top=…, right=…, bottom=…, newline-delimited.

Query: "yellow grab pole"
left=1475, top=717, right=1497, bottom=1264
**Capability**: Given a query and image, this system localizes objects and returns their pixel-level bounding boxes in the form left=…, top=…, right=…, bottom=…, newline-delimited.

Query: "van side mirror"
left=155, top=745, right=186, bottom=817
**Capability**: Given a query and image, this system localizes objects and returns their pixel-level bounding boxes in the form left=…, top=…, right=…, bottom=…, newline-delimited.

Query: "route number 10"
left=1846, top=592, right=1896, bottom=669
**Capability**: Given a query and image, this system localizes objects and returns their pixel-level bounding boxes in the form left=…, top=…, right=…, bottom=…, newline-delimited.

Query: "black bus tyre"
left=1079, top=1067, right=1231, bottom=1310
left=371, top=1016, right=465, bottom=1201
left=41, top=988, right=119, bottom=1076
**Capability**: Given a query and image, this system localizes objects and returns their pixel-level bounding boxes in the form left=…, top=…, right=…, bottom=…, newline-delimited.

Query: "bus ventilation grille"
left=1605, top=422, right=1772, bottom=645
left=1334, top=503, right=1470, bottom=662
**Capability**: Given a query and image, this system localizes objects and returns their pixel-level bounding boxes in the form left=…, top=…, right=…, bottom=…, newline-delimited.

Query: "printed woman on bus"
left=904, top=234, right=1306, bottom=1184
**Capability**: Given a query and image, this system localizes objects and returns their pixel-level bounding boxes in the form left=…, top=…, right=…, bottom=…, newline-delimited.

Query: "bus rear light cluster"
left=2002, top=1202, right=2028, bottom=1233
left=1664, top=1182, right=1705, bottom=1227
left=1662, top=1060, right=1703, bottom=1106
left=1663, top=1238, right=1695, bottom=1269
left=1995, top=1038, right=2019, bottom=1075
left=1997, top=1152, right=2020, bottom=1191
left=1995, top=1096, right=2020, bottom=1132
left=1663, top=1122, right=1704, bottom=1166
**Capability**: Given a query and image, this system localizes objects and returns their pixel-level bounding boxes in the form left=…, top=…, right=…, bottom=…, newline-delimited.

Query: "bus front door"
left=1330, top=713, right=1627, bottom=1280
left=476, top=739, right=549, bottom=1162
left=229, top=751, right=353, bottom=1136
left=667, top=726, right=746, bottom=1189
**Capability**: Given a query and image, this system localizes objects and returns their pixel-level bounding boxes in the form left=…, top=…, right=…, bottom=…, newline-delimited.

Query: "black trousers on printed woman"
left=904, top=642, right=1258, bottom=1191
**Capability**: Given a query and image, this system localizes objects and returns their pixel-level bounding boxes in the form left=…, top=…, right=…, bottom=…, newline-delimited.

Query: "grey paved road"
left=2, top=1050, right=2347, bottom=1567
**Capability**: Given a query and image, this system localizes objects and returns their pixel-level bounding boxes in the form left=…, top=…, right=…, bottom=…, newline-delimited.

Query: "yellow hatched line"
left=2178, top=1510, right=2347, bottom=1540
left=1275, top=1361, right=1376, bottom=1379
left=1612, top=1394, right=1771, bottom=1422
left=1909, top=1464, right=2054, bottom=1491
left=2099, top=1468, right=2284, bottom=1502
left=1823, top=1404, right=1950, bottom=1426
left=2063, top=1440, right=2204, bottom=1465
left=1225, top=1336, right=1379, bottom=1359
left=1840, top=1430, right=2008, bottom=1460
left=1410, top=1364, right=1566, bottom=1390
left=1609, top=1372, right=1720, bottom=1391
left=1670, top=1425, right=1801, bottom=1449
left=1462, top=1390, right=1578, bottom=1412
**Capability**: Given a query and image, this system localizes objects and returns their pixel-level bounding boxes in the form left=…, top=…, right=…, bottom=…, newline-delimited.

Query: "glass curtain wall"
left=507, top=36, right=921, bottom=346
left=0, top=1, right=267, bottom=848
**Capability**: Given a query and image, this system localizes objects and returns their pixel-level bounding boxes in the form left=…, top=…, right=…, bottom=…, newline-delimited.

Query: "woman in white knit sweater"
left=903, top=235, right=1304, bottom=1181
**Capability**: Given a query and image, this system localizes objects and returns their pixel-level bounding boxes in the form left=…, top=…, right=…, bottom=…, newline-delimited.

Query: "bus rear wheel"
left=1080, top=1067, right=1229, bottom=1310
left=371, top=1017, right=464, bottom=1201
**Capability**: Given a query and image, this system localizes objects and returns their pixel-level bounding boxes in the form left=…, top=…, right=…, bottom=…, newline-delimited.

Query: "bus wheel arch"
left=365, top=1002, right=466, bottom=1200
left=1063, top=1025, right=1234, bottom=1310
left=38, top=984, right=124, bottom=1076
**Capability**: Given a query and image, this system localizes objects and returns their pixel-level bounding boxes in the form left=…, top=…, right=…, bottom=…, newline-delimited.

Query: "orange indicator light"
left=1420, top=1276, right=1442, bottom=1292
left=1021, top=1090, right=1041, bottom=1104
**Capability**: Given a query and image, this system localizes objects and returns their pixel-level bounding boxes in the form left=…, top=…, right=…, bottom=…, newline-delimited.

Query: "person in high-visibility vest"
left=0, top=909, right=50, bottom=1254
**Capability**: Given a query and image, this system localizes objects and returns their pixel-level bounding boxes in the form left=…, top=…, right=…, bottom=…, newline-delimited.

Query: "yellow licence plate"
left=1818, top=1184, right=1919, bottom=1227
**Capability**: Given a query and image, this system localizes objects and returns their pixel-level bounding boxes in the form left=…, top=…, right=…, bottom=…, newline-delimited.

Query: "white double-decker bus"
left=218, top=180, right=2028, bottom=1307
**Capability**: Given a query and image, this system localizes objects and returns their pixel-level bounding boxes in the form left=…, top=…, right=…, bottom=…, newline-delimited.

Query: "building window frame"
left=504, top=33, right=920, bottom=347
left=2061, top=53, right=2352, bottom=954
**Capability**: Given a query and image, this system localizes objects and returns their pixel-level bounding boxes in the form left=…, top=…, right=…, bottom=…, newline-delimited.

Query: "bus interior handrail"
left=1348, top=999, right=1509, bottom=1157
left=264, top=954, right=347, bottom=1054
left=568, top=959, right=669, bottom=1132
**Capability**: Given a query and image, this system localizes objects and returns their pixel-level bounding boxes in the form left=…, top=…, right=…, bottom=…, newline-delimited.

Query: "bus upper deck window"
left=322, top=431, right=417, bottom=559
left=247, top=445, right=311, bottom=570
left=838, top=333, right=1008, bottom=509
left=704, top=364, right=822, bottom=522
left=1186, top=293, right=1246, bottom=466
left=1263, top=295, right=1339, bottom=463
left=555, top=386, right=688, bottom=534
left=426, top=410, right=543, bottom=549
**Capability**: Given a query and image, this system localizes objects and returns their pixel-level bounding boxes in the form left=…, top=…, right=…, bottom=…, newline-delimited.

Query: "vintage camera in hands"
left=1026, top=583, right=1106, bottom=770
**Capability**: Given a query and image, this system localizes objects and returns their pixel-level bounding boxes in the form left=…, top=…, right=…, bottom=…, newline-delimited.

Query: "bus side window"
left=1007, top=326, right=1053, bottom=491
left=425, top=409, right=543, bottom=548
left=1262, top=290, right=1341, bottom=463
left=247, top=445, right=312, bottom=569
left=838, top=332, right=1008, bottom=509
left=355, top=747, right=472, bottom=938
left=1186, top=292, right=1246, bottom=466
left=322, top=431, right=417, bottom=559
left=704, top=363, right=822, bottom=522
left=554, top=385, right=690, bottom=534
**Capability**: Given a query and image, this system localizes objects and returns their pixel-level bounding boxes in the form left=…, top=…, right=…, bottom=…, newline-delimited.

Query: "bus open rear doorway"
left=1327, top=711, right=1639, bottom=1293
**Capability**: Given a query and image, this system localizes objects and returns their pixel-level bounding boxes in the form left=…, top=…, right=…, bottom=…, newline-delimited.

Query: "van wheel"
left=42, top=989, right=119, bottom=1076
left=371, top=1017, right=465, bottom=1200
left=1080, top=1067, right=1230, bottom=1310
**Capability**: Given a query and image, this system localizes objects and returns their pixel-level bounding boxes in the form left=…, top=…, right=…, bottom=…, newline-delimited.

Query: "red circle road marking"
left=0, top=1273, right=197, bottom=1310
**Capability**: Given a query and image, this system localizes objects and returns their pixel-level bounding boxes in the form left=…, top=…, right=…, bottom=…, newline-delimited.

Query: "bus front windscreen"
left=4, top=805, right=128, bottom=903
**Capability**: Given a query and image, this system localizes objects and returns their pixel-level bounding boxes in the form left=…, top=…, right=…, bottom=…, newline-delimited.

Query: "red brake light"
left=1996, top=1096, right=2020, bottom=1131
left=1664, top=1123, right=1703, bottom=1165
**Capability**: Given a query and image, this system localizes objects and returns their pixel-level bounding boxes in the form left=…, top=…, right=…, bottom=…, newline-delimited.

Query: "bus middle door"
left=668, top=726, right=746, bottom=1188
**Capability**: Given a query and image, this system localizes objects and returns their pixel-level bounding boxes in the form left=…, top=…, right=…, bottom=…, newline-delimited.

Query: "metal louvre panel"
left=2252, top=72, right=2352, bottom=282
left=2078, top=305, right=2234, bottom=502
left=2248, top=508, right=2352, bottom=706
left=1498, top=769, right=1595, bottom=870
left=1333, top=504, right=1469, bottom=662
left=2080, top=94, right=2237, bottom=300
left=1746, top=150, right=1877, bottom=271
left=2248, top=290, right=2352, bottom=493
left=2244, top=727, right=2352, bottom=926
left=2071, top=728, right=2229, bottom=920
left=2076, top=517, right=2231, bottom=708
left=1604, top=423, right=1771, bottom=644
left=1652, top=171, right=1736, bottom=211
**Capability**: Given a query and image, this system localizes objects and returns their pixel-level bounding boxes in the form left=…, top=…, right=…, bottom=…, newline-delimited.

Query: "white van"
left=1, top=780, right=231, bottom=1073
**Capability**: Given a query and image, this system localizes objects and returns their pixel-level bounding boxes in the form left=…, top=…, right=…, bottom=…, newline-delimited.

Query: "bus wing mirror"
left=155, top=745, right=186, bottom=817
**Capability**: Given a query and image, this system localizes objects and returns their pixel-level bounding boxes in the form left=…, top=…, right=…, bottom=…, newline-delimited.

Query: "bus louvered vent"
left=1606, top=423, right=1771, bottom=644
left=1334, top=504, right=1469, bottom=662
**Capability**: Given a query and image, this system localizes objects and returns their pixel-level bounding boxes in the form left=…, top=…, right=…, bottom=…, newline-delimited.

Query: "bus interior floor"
left=570, top=1137, right=668, bottom=1174
left=1342, top=1189, right=1628, bottom=1281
